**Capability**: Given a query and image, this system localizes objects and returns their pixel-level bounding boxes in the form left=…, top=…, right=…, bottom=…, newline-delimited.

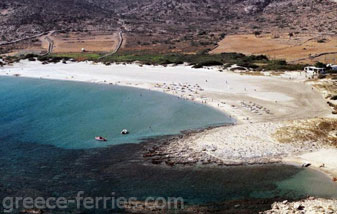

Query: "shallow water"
left=0, top=77, right=336, bottom=213
left=0, top=77, right=233, bottom=149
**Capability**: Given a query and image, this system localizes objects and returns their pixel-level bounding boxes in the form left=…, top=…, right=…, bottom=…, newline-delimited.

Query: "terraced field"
left=40, top=31, right=119, bottom=53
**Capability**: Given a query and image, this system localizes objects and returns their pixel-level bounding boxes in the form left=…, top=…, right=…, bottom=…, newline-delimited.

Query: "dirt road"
left=99, top=31, right=123, bottom=59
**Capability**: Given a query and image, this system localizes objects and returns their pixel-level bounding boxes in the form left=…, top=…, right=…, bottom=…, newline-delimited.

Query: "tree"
left=254, top=31, right=261, bottom=38
left=315, top=62, right=326, bottom=68
left=219, top=33, right=226, bottom=39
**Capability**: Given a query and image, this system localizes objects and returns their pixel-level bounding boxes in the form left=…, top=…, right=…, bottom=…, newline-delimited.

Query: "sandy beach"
left=1, top=60, right=336, bottom=178
left=0, top=60, right=330, bottom=122
left=284, top=149, right=337, bottom=179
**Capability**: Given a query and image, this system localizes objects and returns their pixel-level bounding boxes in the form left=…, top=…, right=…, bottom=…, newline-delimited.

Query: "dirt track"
left=99, top=31, right=123, bottom=59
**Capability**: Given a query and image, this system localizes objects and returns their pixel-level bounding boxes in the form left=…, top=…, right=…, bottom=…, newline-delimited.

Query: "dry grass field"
left=273, top=118, right=337, bottom=147
left=40, top=31, right=119, bottom=53
left=3, top=31, right=120, bottom=56
left=4, top=39, right=45, bottom=56
left=211, top=34, right=337, bottom=64
left=121, top=32, right=217, bottom=54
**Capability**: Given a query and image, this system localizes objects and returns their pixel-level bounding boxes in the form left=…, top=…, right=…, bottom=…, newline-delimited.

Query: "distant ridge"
left=0, top=0, right=336, bottom=53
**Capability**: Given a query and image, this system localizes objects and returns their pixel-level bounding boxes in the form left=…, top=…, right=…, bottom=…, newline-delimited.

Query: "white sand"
left=157, top=121, right=337, bottom=170
left=284, top=149, right=337, bottom=178
left=0, top=60, right=331, bottom=124
left=160, top=122, right=300, bottom=165
left=1, top=60, right=335, bottom=176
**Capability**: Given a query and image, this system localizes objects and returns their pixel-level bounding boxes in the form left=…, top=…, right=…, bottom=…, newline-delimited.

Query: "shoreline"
left=1, top=60, right=243, bottom=122
left=1, top=60, right=336, bottom=179
left=283, top=150, right=337, bottom=180
left=142, top=120, right=337, bottom=180
left=1, top=60, right=331, bottom=123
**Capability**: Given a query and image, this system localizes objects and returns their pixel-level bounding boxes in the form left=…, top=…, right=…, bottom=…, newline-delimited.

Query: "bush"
left=260, top=60, right=304, bottom=71
left=37, top=55, right=49, bottom=61
left=275, top=60, right=287, bottom=65
left=197, top=49, right=211, bottom=55
left=23, top=54, right=39, bottom=59
left=315, top=62, right=326, bottom=68
left=219, top=33, right=226, bottom=39
left=220, top=52, right=245, bottom=60
left=192, top=60, right=223, bottom=68
left=254, top=31, right=261, bottom=37
left=247, top=55, right=269, bottom=61
left=237, top=62, right=258, bottom=69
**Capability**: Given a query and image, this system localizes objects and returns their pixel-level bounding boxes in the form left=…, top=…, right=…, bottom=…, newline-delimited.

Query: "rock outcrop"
left=263, top=198, right=337, bottom=214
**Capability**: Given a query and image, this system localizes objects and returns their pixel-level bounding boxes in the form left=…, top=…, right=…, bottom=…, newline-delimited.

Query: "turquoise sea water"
left=0, top=76, right=336, bottom=213
left=0, top=77, right=234, bottom=149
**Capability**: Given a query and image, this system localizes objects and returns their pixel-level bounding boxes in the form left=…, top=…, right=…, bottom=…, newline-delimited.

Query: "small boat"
left=121, top=129, right=129, bottom=135
left=302, top=162, right=311, bottom=168
left=95, top=136, right=107, bottom=142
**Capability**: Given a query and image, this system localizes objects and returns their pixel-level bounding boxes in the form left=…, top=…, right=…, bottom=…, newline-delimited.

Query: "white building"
left=304, top=66, right=325, bottom=76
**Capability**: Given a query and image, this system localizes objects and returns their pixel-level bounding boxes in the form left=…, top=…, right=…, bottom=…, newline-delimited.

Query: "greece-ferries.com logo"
left=1, top=191, right=184, bottom=213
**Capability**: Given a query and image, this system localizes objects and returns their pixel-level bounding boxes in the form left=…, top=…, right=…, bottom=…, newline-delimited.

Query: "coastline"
left=0, top=60, right=331, bottom=123
left=283, top=150, right=337, bottom=179
left=1, top=60, right=336, bottom=180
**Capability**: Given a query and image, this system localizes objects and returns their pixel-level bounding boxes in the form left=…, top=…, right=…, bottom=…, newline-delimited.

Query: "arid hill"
left=1, top=0, right=336, bottom=53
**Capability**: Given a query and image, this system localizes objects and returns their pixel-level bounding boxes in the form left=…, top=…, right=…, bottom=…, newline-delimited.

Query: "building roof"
left=305, top=66, right=325, bottom=70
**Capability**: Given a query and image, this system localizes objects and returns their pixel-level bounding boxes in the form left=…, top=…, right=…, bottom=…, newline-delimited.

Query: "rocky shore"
left=142, top=126, right=229, bottom=167
left=142, top=121, right=328, bottom=167
left=262, top=198, right=337, bottom=214
left=122, top=197, right=291, bottom=214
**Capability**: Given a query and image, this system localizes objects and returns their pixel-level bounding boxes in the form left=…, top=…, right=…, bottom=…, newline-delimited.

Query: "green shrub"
left=315, top=62, right=326, bottom=68
left=192, top=60, right=223, bottom=68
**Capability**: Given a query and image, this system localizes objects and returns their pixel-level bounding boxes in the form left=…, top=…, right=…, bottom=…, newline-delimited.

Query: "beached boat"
left=95, top=136, right=107, bottom=141
left=302, top=162, right=311, bottom=168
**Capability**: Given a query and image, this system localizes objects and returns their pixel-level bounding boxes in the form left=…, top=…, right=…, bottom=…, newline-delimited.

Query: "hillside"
left=0, top=0, right=336, bottom=54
